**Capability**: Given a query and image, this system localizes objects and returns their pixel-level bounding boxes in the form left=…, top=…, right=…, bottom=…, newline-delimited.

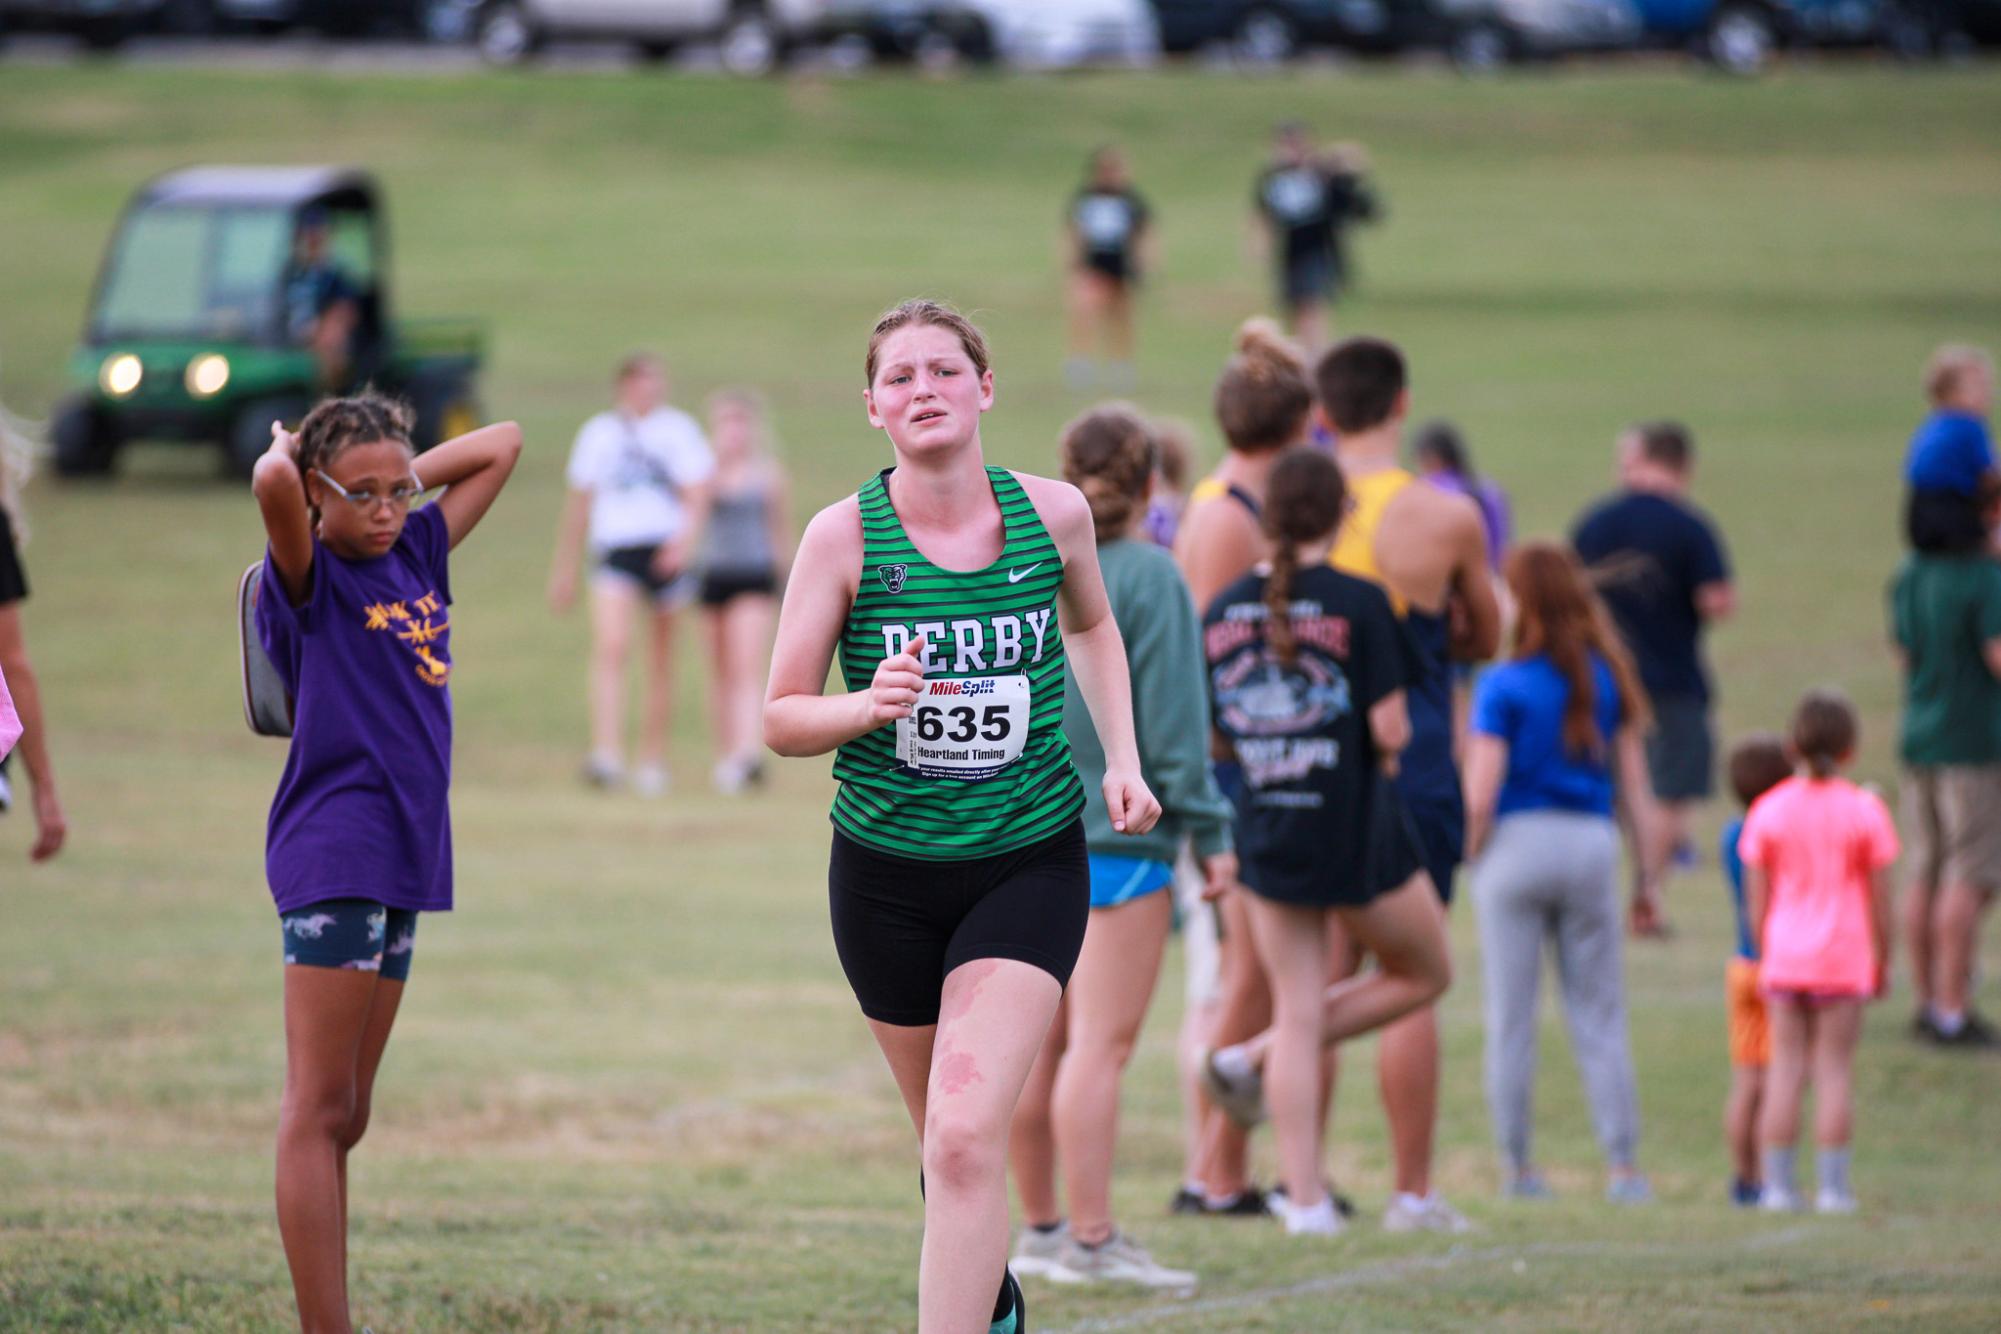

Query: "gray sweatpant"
left=1472, top=809, right=1640, bottom=1173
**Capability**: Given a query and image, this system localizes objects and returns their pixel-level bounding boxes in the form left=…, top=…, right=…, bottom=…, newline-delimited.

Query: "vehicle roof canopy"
left=137, top=166, right=379, bottom=213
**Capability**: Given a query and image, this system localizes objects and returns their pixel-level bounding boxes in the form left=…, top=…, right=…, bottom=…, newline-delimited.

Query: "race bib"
left=895, top=674, right=1030, bottom=781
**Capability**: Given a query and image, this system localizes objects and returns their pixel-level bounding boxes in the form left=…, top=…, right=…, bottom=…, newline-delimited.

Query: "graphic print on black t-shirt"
left=1204, top=566, right=1407, bottom=902
left=1071, top=188, right=1148, bottom=257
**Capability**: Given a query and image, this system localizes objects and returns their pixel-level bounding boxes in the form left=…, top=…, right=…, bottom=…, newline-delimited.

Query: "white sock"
left=1393, top=1191, right=1430, bottom=1211
left=1933, top=1008, right=1967, bottom=1035
left=1282, top=1196, right=1339, bottom=1235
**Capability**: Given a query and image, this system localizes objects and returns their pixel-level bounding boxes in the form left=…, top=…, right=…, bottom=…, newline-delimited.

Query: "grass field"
left=3, top=61, right=2001, bottom=1331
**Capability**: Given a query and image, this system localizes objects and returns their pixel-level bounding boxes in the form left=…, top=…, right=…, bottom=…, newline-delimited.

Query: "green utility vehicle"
left=53, top=166, right=484, bottom=478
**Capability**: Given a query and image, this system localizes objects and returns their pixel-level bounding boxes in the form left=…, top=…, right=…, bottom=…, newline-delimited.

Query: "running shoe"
left=1266, top=1183, right=1356, bottom=1220
left=581, top=755, right=623, bottom=789
left=1815, top=1188, right=1858, bottom=1215
left=1199, top=1046, right=1266, bottom=1128
left=1048, top=1231, right=1197, bottom=1291
left=1273, top=1195, right=1345, bottom=1237
left=0, top=765, right=11, bottom=814
left=1730, top=1177, right=1762, bottom=1208
left=1606, top=1174, right=1654, bottom=1205
left=989, top=1269, right=1024, bottom=1334
left=1933, top=1011, right=2000, bottom=1049
left=1381, top=1193, right=1474, bottom=1234
left=633, top=763, right=669, bottom=798
left=1911, top=1009, right=1942, bottom=1043
left=1010, top=1222, right=1070, bottom=1280
left=1758, top=1185, right=1802, bottom=1213
left=1501, top=1170, right=1552, bottom=1201
left=1195, top=1186, right=1273, bottom=1217
left=1168, top=1186, right=1206, bottom=1216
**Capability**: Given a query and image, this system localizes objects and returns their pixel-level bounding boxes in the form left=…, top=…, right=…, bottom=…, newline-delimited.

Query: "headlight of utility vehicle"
left=101, top=353, right=143, bottom=397
left=186, top=354, right=230, bottom=398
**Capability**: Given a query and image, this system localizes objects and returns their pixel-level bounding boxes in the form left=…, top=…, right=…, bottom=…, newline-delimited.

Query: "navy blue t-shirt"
left=1571, top=490, right=1730, bottom=703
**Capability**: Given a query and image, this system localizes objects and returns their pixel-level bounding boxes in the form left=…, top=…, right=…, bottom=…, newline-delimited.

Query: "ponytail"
left=1259, top=448, right=1347, bottom=668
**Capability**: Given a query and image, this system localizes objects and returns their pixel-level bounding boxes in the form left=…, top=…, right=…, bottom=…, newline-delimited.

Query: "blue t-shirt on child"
left=1905, top=410, right=1995, bottom=495
left=1719, top=815, right=1756, bottom=962
left=1470, top=653, right=1623, bottom=818
left=257, top=503, right=455, bottom=915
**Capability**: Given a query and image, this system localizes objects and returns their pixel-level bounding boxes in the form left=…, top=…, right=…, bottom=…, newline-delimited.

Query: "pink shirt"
left=1738, top=775, right=1899, bottom=997
left=0, top=663, right=19, bottom=762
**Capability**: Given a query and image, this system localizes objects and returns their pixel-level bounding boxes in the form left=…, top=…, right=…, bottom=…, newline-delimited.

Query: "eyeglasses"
left=313, top=469, right=425, bottom=512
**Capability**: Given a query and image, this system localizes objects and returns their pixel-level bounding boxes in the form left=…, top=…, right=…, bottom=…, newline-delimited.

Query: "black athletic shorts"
left=829, top=818, right=1089, bottom=1027
left=697, top=567, right=778, bottom=608
left=1080, top=252, right=1134, bottom=285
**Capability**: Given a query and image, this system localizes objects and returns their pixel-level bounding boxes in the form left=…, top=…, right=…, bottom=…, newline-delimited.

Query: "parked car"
left=1149, top=0, right=1439, bottom=60
left=1630, top=0, right=1902, bottom=70
left=823, top=0, right=1156, bottom=66
left=0, top=0, right=185, bottom=49
left=471, top=0, right=829, bottom=70
left=53, top=166, right=484, bottom=478
left=1433, top=0, right=1642, bottom=66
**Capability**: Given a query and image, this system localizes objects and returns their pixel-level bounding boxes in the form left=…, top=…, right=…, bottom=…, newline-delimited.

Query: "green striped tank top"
left=832, top=466, right=1086, bottom=860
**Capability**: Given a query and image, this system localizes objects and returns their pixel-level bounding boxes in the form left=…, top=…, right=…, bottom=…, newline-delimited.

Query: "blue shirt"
left=1720, top=815, right=1756, bottom=961
left=1571, top=491, right=1730, bottom=703
left=1905, top=409, right=1995, bottom=495
left=1471, top=653, right=1623, bottom=818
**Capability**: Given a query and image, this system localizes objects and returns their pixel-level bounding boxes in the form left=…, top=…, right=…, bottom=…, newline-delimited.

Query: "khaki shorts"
left=1902, top=766, right=2001, bottom=894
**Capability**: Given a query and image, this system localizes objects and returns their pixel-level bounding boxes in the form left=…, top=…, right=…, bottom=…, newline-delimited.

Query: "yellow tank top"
left=1330, top=465, right=1414, bottom=613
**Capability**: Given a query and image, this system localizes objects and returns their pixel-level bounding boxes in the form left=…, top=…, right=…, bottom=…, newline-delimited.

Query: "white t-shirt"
left=565, top=407, right=716, bottom=551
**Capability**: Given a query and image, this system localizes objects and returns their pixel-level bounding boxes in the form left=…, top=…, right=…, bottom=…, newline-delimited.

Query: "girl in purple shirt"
left=251, top=392, right=520, bottom=1334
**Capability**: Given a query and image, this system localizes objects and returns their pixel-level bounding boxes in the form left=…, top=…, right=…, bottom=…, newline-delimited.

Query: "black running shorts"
left=829, top=818, right=1089, bottom=1027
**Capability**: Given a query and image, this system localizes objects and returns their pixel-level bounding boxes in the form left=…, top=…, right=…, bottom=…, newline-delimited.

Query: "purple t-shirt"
left=257, top=503, right=454, bottom=914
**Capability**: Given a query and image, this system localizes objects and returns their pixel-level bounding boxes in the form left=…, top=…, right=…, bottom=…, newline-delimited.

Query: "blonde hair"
left=0, top=398, right=37, bottom=541
left=706, top=385, right=780, bottom=460
left=865, top=299, right=992, bottom=386
left=1925, top=344, right=1993, bottom=405
left=1214, top=318, right=1311, bottom=454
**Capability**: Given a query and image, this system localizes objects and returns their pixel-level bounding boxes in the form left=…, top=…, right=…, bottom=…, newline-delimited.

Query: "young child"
left=1903, top=343, right=1996, bottom=554
left=1739, top=689, right=1899, bottom=1215
left=251, top=393, right=520, bottom=1332
left=1718, top=732, right=1793, bottom=1207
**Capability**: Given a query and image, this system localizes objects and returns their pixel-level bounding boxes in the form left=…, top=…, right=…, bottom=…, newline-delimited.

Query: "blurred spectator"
left=697, top=388, right=792, bottom=795
left=1411, top=418, right=1512, bottom=569
left=1252, top=124, right=1378, bottom=353
left=547, top=353, right=714, bottom=796
left=1065, top=147, right=1152, bottom=393
left=1903, top=343, right=1996, bottom=555
left=1572, top=421, right=1733, bottom=928
left=0, top=400, right=67, bottom=862
left=1891, top=477, right=2001, bottom=1049
left=281, top=209, right=359, bottom=391
left=1141, top=415, right=1195, bottom=550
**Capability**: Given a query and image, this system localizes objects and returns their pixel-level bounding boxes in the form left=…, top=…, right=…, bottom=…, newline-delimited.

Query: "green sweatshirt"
left=1064, top=539, right=1233, bottom=864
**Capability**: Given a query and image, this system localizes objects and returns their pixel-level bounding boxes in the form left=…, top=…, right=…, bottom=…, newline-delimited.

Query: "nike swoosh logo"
left=1007, top=564, right=1043, bottom=584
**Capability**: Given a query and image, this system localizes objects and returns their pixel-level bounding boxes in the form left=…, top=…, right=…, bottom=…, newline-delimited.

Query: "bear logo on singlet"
left=878, top=564, right=909, bottom=594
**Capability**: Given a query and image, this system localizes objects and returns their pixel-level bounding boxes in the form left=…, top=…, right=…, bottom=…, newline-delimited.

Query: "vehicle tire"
left=634, top=38, right=678, bottom=62
left=227, top=396, right=312, bottom=481
left=951, top=16, right=996, bottom=64
left=1233, top=6, right=1302, bottom=64
left=407, top=376, right=481, bottom=455
left=1448, top=20, right=1511, bottom=72
left=52, top=397, right=120, bottom=478
left=718, top=7, right=782, bottom=76
left=474, top=0, right=541, bottom=65
left=78, top=18, right=135, bottom=51
left=1705, top=4, right=1775, bottom=74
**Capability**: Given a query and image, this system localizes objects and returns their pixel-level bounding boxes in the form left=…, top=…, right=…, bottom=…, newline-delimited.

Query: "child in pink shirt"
left=1739, top=688, right=1898, bottom=1215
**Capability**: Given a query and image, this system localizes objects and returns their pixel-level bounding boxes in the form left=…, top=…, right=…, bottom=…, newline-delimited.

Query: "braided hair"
left=295, top=391, right=415, bottom=524
left=1260, top=449, right=1346, bottom=668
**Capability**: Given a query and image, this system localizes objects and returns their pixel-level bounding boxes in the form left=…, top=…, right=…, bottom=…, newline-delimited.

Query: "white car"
left=473, top=0, right=831, bottom=70
left=955, top=0, right=1161, bottom=67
